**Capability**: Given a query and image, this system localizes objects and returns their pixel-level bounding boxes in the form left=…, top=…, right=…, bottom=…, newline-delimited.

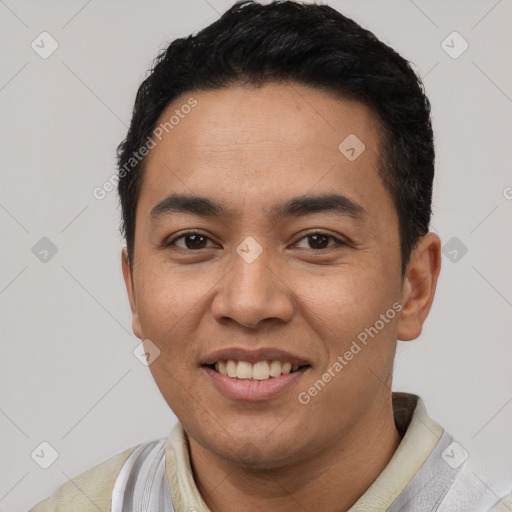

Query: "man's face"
left=123, top=82, right=408, bottom=468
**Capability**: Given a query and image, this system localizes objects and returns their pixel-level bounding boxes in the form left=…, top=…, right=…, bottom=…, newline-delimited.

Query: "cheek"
left=298, top=267, right=400, bottom=412
left=134, top=260, right=210, bottom=338
left=297, top=264, right=398, bottom=339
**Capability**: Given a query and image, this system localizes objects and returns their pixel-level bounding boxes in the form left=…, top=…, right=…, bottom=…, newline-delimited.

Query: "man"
left=30, top=1, right=511, bottom=511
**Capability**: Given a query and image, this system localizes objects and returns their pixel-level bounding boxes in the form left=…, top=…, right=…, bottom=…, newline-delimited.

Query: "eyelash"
left=165, top=230, right=346, bottom=251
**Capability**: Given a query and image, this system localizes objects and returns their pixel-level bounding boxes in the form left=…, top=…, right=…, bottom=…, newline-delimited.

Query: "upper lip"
left=200, top=347, right=311, bottom=366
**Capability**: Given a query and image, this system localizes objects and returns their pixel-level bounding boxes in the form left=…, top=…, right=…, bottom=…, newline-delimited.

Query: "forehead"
left=138, top=82, right=391, bottom=224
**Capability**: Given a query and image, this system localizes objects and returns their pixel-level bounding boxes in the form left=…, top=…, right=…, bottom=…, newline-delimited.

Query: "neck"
left=187, top=393, right=402, bottom=512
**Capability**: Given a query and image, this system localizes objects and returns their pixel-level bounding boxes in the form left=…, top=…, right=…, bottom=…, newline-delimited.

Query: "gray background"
left=1, top=0, right=511, bottom=510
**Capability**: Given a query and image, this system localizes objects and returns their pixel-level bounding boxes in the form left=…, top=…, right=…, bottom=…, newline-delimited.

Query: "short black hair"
left=117, top=0, right=435, bottom=274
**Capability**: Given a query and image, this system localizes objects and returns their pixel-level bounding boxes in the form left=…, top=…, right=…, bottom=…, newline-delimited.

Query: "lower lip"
left=202, top=366, right=309, bottom=401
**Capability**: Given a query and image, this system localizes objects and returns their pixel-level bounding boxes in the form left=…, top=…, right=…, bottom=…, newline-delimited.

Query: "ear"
left=121, top=247, right=143, bottom=340
left=397, top=232, right=441, bottom=341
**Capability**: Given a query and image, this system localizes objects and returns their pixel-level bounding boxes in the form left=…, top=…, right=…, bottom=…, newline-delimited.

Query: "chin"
left=224, top=442, right=298, bottom=471
left=210, top=427, right=308, bottom=469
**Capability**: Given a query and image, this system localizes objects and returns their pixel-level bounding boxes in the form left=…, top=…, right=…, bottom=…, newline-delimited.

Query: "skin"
left=122, top=82, right=441, bottom=512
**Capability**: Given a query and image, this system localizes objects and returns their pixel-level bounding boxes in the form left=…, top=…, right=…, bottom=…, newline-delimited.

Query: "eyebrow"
left=150, top=193, right=367, bottom=223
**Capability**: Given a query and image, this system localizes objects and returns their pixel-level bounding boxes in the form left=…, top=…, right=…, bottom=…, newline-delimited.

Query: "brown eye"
left=167, top=232, right=216, bottom=250
left=294, top=232, right=345, bottom=250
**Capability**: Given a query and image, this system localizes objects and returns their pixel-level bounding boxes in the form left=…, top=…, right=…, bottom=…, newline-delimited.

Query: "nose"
left=211, top=247, right=294, bottom=330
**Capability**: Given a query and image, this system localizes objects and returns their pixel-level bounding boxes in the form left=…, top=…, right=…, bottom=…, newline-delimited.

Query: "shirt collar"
left=164, top=392, right=443, bottom=511
left=348, top=392, right=444, bottom=510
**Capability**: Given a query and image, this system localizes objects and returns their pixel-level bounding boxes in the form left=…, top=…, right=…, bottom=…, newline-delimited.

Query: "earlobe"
left=396, top=233, right=442, bottom=341
left=121, top=247, right=143, bottom=340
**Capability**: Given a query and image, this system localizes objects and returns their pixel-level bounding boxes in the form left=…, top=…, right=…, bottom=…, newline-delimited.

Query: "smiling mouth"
left=204, top=360, right=311, bottom=381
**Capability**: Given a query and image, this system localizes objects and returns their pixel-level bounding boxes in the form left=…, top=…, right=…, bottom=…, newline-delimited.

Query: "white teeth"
left=236, top=361, right=253, bottom=379
left=214, top=359, right=303, bottom=380
left=269, top=360, right=282, bottom=377
left=281, top=362, right=292, bottom=375
left=226, top=360, right=237, bottom=378
left=217, top=360, right=227, bottom=376
left=252, top=361, right=270, bottom=380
